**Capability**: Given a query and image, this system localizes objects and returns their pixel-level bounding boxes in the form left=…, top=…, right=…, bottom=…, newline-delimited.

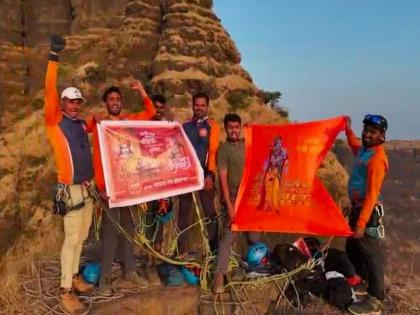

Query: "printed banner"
left=232, top=116, right=352, bottom=236
left=98, top=121, right=204, bottom=208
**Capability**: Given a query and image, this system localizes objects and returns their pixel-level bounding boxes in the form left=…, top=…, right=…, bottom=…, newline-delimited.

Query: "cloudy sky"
left=215, top=0, right=420, bottom=139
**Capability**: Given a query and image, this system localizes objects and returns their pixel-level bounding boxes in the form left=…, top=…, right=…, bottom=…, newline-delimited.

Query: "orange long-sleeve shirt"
left=346, top=129, right=388, bottom=229
left=44, top=60, right=93, bottom=184
left=87, top=97, right=156, bottom=192
left=207, top=119, right=220, bottom=173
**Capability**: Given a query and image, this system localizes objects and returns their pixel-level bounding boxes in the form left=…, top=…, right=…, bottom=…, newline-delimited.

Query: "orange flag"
left=232, top=116, right=352, bottom=236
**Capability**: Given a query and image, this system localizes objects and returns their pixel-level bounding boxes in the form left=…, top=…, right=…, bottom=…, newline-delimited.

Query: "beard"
left=107, top=104, right=121, bottom=116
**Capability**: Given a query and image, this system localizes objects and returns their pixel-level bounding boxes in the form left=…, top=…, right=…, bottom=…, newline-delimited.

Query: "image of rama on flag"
left=97, top=121, right=204, bottom=208
left=232, top=116, right=352, bottom=236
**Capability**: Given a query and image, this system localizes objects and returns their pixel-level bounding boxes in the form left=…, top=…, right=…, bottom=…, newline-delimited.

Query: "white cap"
left=61, top=87, right=85, bottom=101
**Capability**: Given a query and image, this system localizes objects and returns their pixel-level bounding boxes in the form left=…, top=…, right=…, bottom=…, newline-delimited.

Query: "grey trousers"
left=100, top=205, right=136, bottom=278
left=177, top=190, right=219, bottom=253
left=346, top=205, right=385, bottom=300
left=216, top=216, right=260, bottom=274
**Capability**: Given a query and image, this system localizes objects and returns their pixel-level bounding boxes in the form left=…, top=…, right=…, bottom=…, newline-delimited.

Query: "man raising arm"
left=345, top=115, right=388, bottom=315
left=44, top=35, right=94, bottom=314
left=88, top=81, right=156, bottom=296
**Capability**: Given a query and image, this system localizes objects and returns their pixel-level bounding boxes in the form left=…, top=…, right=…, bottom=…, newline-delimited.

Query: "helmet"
left=362, top=114, right=388, bottom=132
left=181, top=265, right=201, bottom=286
left=154, top=198, right=173, bottom=223
left=82, top=262, right=101, bottom=285
left=246, top=242, right=269, bottom=266
left=157, top=263, right=184, bottom=287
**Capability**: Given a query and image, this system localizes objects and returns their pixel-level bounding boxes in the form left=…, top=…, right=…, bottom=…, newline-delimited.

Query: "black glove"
left=49, top=35, right=65, bottom=61
left=51, top=35, right=65, bottom=53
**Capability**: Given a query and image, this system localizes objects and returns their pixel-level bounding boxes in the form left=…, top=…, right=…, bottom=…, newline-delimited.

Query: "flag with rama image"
left=97, top=121, right=204, bottom=208
left=232, top=116, right=352, bottom=236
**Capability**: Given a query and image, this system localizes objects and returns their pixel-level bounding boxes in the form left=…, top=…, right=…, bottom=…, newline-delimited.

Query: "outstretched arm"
left=44, top=35, right=65, bottom=125
left=129, top=80, right=156, bottom=120
left=345, top=116, right=361, bottom=155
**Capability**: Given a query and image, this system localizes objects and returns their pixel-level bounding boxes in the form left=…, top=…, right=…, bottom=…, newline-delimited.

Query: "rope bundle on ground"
left=17, top=187, right=322, bottom=314
left=88, top=187, right=322, bottom=313
left=21, top=256, right=151, bottom=315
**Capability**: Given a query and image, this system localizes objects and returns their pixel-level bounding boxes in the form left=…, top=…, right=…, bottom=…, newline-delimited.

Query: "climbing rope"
left=20, top=257, right=131, bottom=315
left=88, top=186, right=323, bottom=298
left=89, top=188, right=204, bottom=269
left=19, top=186, right=328, bottom=314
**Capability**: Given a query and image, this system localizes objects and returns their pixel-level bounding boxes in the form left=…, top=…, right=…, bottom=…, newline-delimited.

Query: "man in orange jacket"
left=345, top=115, right=388, bottom=315
left=87, top=82, right=156, bottom=296
left=44, top=35, right=94, bottom=314
left=177, top=92, right=220, bottom=254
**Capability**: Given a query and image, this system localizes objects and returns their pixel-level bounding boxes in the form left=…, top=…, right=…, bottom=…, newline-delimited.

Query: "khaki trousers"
left=60, top=184, right=93, bottom=289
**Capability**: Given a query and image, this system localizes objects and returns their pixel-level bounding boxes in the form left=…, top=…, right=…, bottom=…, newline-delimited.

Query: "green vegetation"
left=261, top=90, right=282, bottom=106
left=226, top=90, right=251, bottom=112
left=57, top=64, right=72, bottom=79
left=261, top=89, right=289, bottom=118
left=83, top=66, right=107, bottom=84
left=30, top=98, right=43, bottom=110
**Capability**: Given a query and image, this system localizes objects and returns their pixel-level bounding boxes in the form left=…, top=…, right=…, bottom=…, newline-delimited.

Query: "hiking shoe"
left=98, top=276, right=113, bottom=297
left=348, top=295, right=382, bottom=315
left=59, top=289, right=86, bottom=314
left=212, top=272, right=225, bottom=294
left=146, top=267, right=161, bottom=286
left=72, top=274, right=94, bottom=295
left=124, top=271, right=150, bottom=289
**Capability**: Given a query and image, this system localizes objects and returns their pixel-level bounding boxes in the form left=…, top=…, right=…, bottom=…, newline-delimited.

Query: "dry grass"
left=0, top=280, right=35, bottom=314
left=215, top=74, right=255, bottom=92
left=0, top=213, right=62, bottom=314
left=0, top=109, right=63, bottom=312
left=151, top=68, right=210, bottom=83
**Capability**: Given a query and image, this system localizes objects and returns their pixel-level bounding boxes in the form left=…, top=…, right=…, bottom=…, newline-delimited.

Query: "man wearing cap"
left=44, top=35, right=94, bottom=314
left=344, top=115, right=389, bottom=315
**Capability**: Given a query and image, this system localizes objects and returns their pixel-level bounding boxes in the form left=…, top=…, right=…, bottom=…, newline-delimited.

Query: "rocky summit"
left=0, top=2, right=418, bottom=314
left=0, top=0, right=266, bottom=127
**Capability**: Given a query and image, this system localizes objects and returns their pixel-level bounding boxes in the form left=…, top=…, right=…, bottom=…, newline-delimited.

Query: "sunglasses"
left=363, top=114, right=387, bottom=131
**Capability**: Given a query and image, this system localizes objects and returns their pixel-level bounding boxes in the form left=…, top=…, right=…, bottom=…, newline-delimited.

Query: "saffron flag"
left=97, top=121, right=204, bottom=208
left=232, top=116, right=352, bottom=236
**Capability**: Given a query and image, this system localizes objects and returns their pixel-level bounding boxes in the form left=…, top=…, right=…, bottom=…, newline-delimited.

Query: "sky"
left=214, top=0, right=420, bottom=140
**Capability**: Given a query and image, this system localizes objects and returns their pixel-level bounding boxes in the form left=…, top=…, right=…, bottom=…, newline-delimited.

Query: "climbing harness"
left=365, top=203, right=385, bottom=239
left=53, top=181, right=92, bottom=216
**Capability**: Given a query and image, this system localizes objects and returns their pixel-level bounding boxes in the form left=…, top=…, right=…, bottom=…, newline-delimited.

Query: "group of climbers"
left=44, top=34, right=389, bottom=315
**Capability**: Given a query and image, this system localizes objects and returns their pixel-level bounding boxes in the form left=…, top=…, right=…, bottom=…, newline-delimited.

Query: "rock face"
left=151, top=0, right=255, bottom=100
left=0, top=0, right=263, bottom=124
left=0, top=0, right=286, bottom=260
